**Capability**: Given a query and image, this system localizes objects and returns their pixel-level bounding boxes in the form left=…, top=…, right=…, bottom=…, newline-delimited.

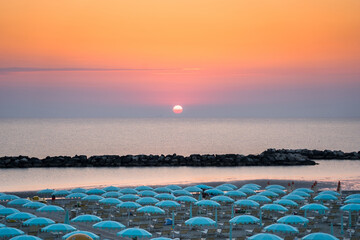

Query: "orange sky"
left=0, top=0, right=360, bottom=116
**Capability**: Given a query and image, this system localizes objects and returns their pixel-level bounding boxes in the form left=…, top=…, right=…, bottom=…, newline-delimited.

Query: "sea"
left=0, top=118, right=359, bottom=192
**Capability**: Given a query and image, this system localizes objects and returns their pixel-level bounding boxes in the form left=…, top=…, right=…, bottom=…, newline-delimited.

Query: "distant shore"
left=1, top=148, right=359, bottom=168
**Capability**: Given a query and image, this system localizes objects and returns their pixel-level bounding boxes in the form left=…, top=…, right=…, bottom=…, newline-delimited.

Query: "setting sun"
left=173, top=105, right=183, bottom=114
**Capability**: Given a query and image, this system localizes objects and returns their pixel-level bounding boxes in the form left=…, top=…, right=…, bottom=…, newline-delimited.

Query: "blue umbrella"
left=294, top=188, right=314, bottom=193
left=0, top=228, right=24, bottom=238
left=166, top=185, right=182, bottom=191
left=300, top=204, right=329, bottom=217
left=220, top=183, right=237, bottom=190
left=346, top=193, right=360, bottom=200
left=238, top=188, right=255, bottom=195
left=267, top=188, right=286, bottom=196
left=7, top=199, right=32, bottom=206
left=10, top=235, right=42, bottom=240
left=62, top=231, right=99, bottom=240
left=345, top=198, right=360, bottom=204
left=53, top=190, right=70, bottom=197
left=70, top=188, right=87, bottom=193
left=264, top=223, right=299, bottom=234
left=119, top=188, right=138, bottom=195
left=156, top=200, right=180, bottom=208
left=117, top=202, right=142, bottom=209
left=37, top=189, right=54, bottom=195
left=195, top=200, right=220, bottom=207
left=175, top=196, right=197, bottom=203
left=204, top=189, right=223, bottom=196
left=225, top=190, right=247, bottom=198
left=290, top=191, right=310, bottom=198
left=319, top=191, right=340, bottom=196
left=0, top=195, right=20, bottom=201
left=273, top=199, right=298, bottom=207
left=184, top=186, right=203, bottom=193
left=216, top=185, right=233, bottom=191
left=135, top=186, right=153, bottom=191
left=277, top=215, right=309, bottom=226
left=0, top=223, right=5, bottom=228
left=65, top=193, right=87, bottom=199
left=36, top=205, right=65, bottom=213
left=185, top=217, right=216, bottom=227
left=99, top=198, right=122, bottom=205
left=172, top=190, right=192, bottom=197
left=248, top=233, right=283, bottom=240
left=139, top=191, right=157, bottom=197
left=119, top=194, right=140, bottom=201
left=6, top=212, right=36, bottom=221
left=211, top=196, right=234, bottom=203
left=0, top=208, right=20, bottom=216
left=261, top=204, right=288, bottom=212
left=230, top=215, right=260, bottom=224
left=151, top=238, right=173, bottom=240
left=302, top=232, right=339, bottom=240
left=242, top=184, right=261, bottom=190
left=103, top=186, right=120, bottom=192
left=155, top=194, right=175, bottom=201
left=85, top=189, right=106, bottom=195
left=117, top=228, right=152, bottom=238
left=71, top=215, right=102, bottom=223
left=23, top=202, right=46, bottom=209
left=136, top=197, right=159, bottom=205
left=234, top=199, right=260, bottom=208
left=41, top=224, right=76, bottom=233
left=137, top=206, right=165, bottom=214
left=258, top=191, right=279, bottom=198
left=154, top=187, right=172, bottom=194
left=340, top=204, right=360, bottom=228
left=314, top=194, right=337, bottom=202
left=81, top=195, right=104, bottom=202
left=282, top=194, right=305, bottom=202
left=23, top=217, right=55, bottom=226
left=0, top=205, right=4, bottom=209
left=248, top=195, right=272, bottom=203
left=195, top=184, right=213, bottom=190
left=266, top=185, right=286, bottom=190
left=93, top=220, right=125, bottom=230
left=102, top=192, right=121, bottom=198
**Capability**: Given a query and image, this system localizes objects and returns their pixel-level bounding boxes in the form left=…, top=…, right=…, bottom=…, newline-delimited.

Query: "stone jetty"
left=0, top=149, right=359, bottom=168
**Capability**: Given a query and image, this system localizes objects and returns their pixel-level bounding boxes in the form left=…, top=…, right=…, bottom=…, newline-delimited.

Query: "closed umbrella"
left=0, top=228, right=24, bottom=238
left=62, top=231, right=99, bottom=240
left=117, top=228, right=152, bottom=239
left=23, top=217, right=55, bottom=226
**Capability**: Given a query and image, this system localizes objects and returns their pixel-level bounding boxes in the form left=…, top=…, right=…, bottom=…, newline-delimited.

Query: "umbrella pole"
left=190, top=204, right=192, bottom=218
left=172, top=210, right=175, bottom=229
left=229, top=224, right=232, bottom=240
left=215, top=208, right=218, bottom=227
left=341, top=212, right=344, bottom=235
left=259, top=209, right=262, bottom=227
left=231, top=204, right=234, bottom=218
left=330, top=222, right=334, bottom=236
left=349, top=210, right=351, bottom=228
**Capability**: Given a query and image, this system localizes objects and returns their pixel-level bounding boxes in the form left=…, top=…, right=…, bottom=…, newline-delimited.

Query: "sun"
left=172, top=105, right=183, bottom=114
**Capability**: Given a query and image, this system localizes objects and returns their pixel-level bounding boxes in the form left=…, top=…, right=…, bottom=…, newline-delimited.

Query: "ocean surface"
left=0, top=118, right=359, bottom=192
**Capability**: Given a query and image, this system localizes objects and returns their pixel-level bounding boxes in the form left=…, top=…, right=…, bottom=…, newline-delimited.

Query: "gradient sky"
left=1, top=0, right=360, bottom=117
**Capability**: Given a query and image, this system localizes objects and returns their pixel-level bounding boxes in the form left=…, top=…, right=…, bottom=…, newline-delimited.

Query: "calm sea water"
left=0, top=118, right=359, bottom=192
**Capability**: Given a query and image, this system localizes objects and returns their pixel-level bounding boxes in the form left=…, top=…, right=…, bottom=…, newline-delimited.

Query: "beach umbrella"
left=154, top=194, right=175, bottom=201
left=300, top=204, right=329, bottom=217
left=156, top=200, right=180, bottom=208
left=62, top=231, right=99, bottom=240
left=261, top=204, right=288, bottom=212
left=215, top=185, right=233, bottom=191
left=230, top=215, right=260, bottom=224
left=136, top=197, right=159, bottom=205
left=344, top=198, right=360, bottom=204
left=172, top=190, right=192, bottom=197
left=0, top=205, right=4, bottom=209
left=294, top=188, right=314, bottom=194
left=135, top=186, right=153, bottom=191
left=273, top=199, right=298, bottom=207
left=184, top=186, right=203, bottom=193
left=248, top=195, right=272, bottom=203
left=85, top=189, right=106, bottom=195
left=267, top=188, right=286, bottom=196
left=117, top=202, right=142, bottom=209
left=238, top=188, right=255, bottom=195
left=6, top=212, right=36, bottom=221
left=264, top=223, right=299, bottom=234
left=37, top=189, right=54, bottom=195
left=290, top=191, right=310, bottom=198
left=23, top=217, right=55, bottom=226
left=154, top=187, right=172, bottom=193
left=340, top=204, right=360, bottom=228
left=210, top=196, right=234, bottom=203
left=204, top=189, right=224, bottom=196
left=70, top=188, right=87, bottom=193
left=220, top=183, right=237, bottom=190
left=277, top=215, right=309, bottom=226
left=195, top=200, right=220, bottom=225
left=0, top=195, right=20, bottom=201
left=225, top=190, right=247, bottom=198
left=195, top=184, right=213, bottom=190
left=103, top=186, right=120, bottom=192
left=10, top=235, right=42, bottom=240
left=282, top=194, right=305, bottom=202
left=41, top=224, right=76, bottom=233
left=99, top=198, right=122, bottom=205
left=0, top=228, right=24, bottom=238
left=266, top=185, right=286, bottom=190
left=0, top=224, right=5, bottom=228
left=248, top=233, right=283, bottom=240
left=175, top=196, right=197, bottom=203
left=302, top=232, right=339, bottom=240
left=0, top=208, right=20, bottom=216
left=71, top=214, right=102, bottom=223
left=185, top=217, right=216, bottom=227
left=314, top=194, right=337, bottom=203
left=22, top=202, right=46, bottom=209
left=7, top=199, right=32, bottom=207
left=258, top=191, right=279, bottom=198
left=139, top=191, right=157, bottom=197
left=37, top=205, right=65, bottom=213
left=119, top=194, right=140, bottom=201
left=137, top=206, right=165, bottom=214
left=53, top=190, right=70, bottom=197
left=93, top=220, right=125, bottom=230
left=102, top=192, right=121, bottom=198
left=346, top=193, right=360, bottom=200
left=81, top=195, right=104, bottom=202
left=234, top=199, right=260, bottom=208
left=65, top=193, right=87, bottom=199
left=119, top=188, right=138, bottom=195
left=242, top=184, right=261, bottom=190
left=319, top=191, right=340, bottom=196
left=166, top=185, right=182, bottom=191
left=117, top=228, right=152, bottom=239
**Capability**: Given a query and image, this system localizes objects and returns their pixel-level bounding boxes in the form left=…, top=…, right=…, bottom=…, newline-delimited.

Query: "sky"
left=0, top=0, right=360, bottom=118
